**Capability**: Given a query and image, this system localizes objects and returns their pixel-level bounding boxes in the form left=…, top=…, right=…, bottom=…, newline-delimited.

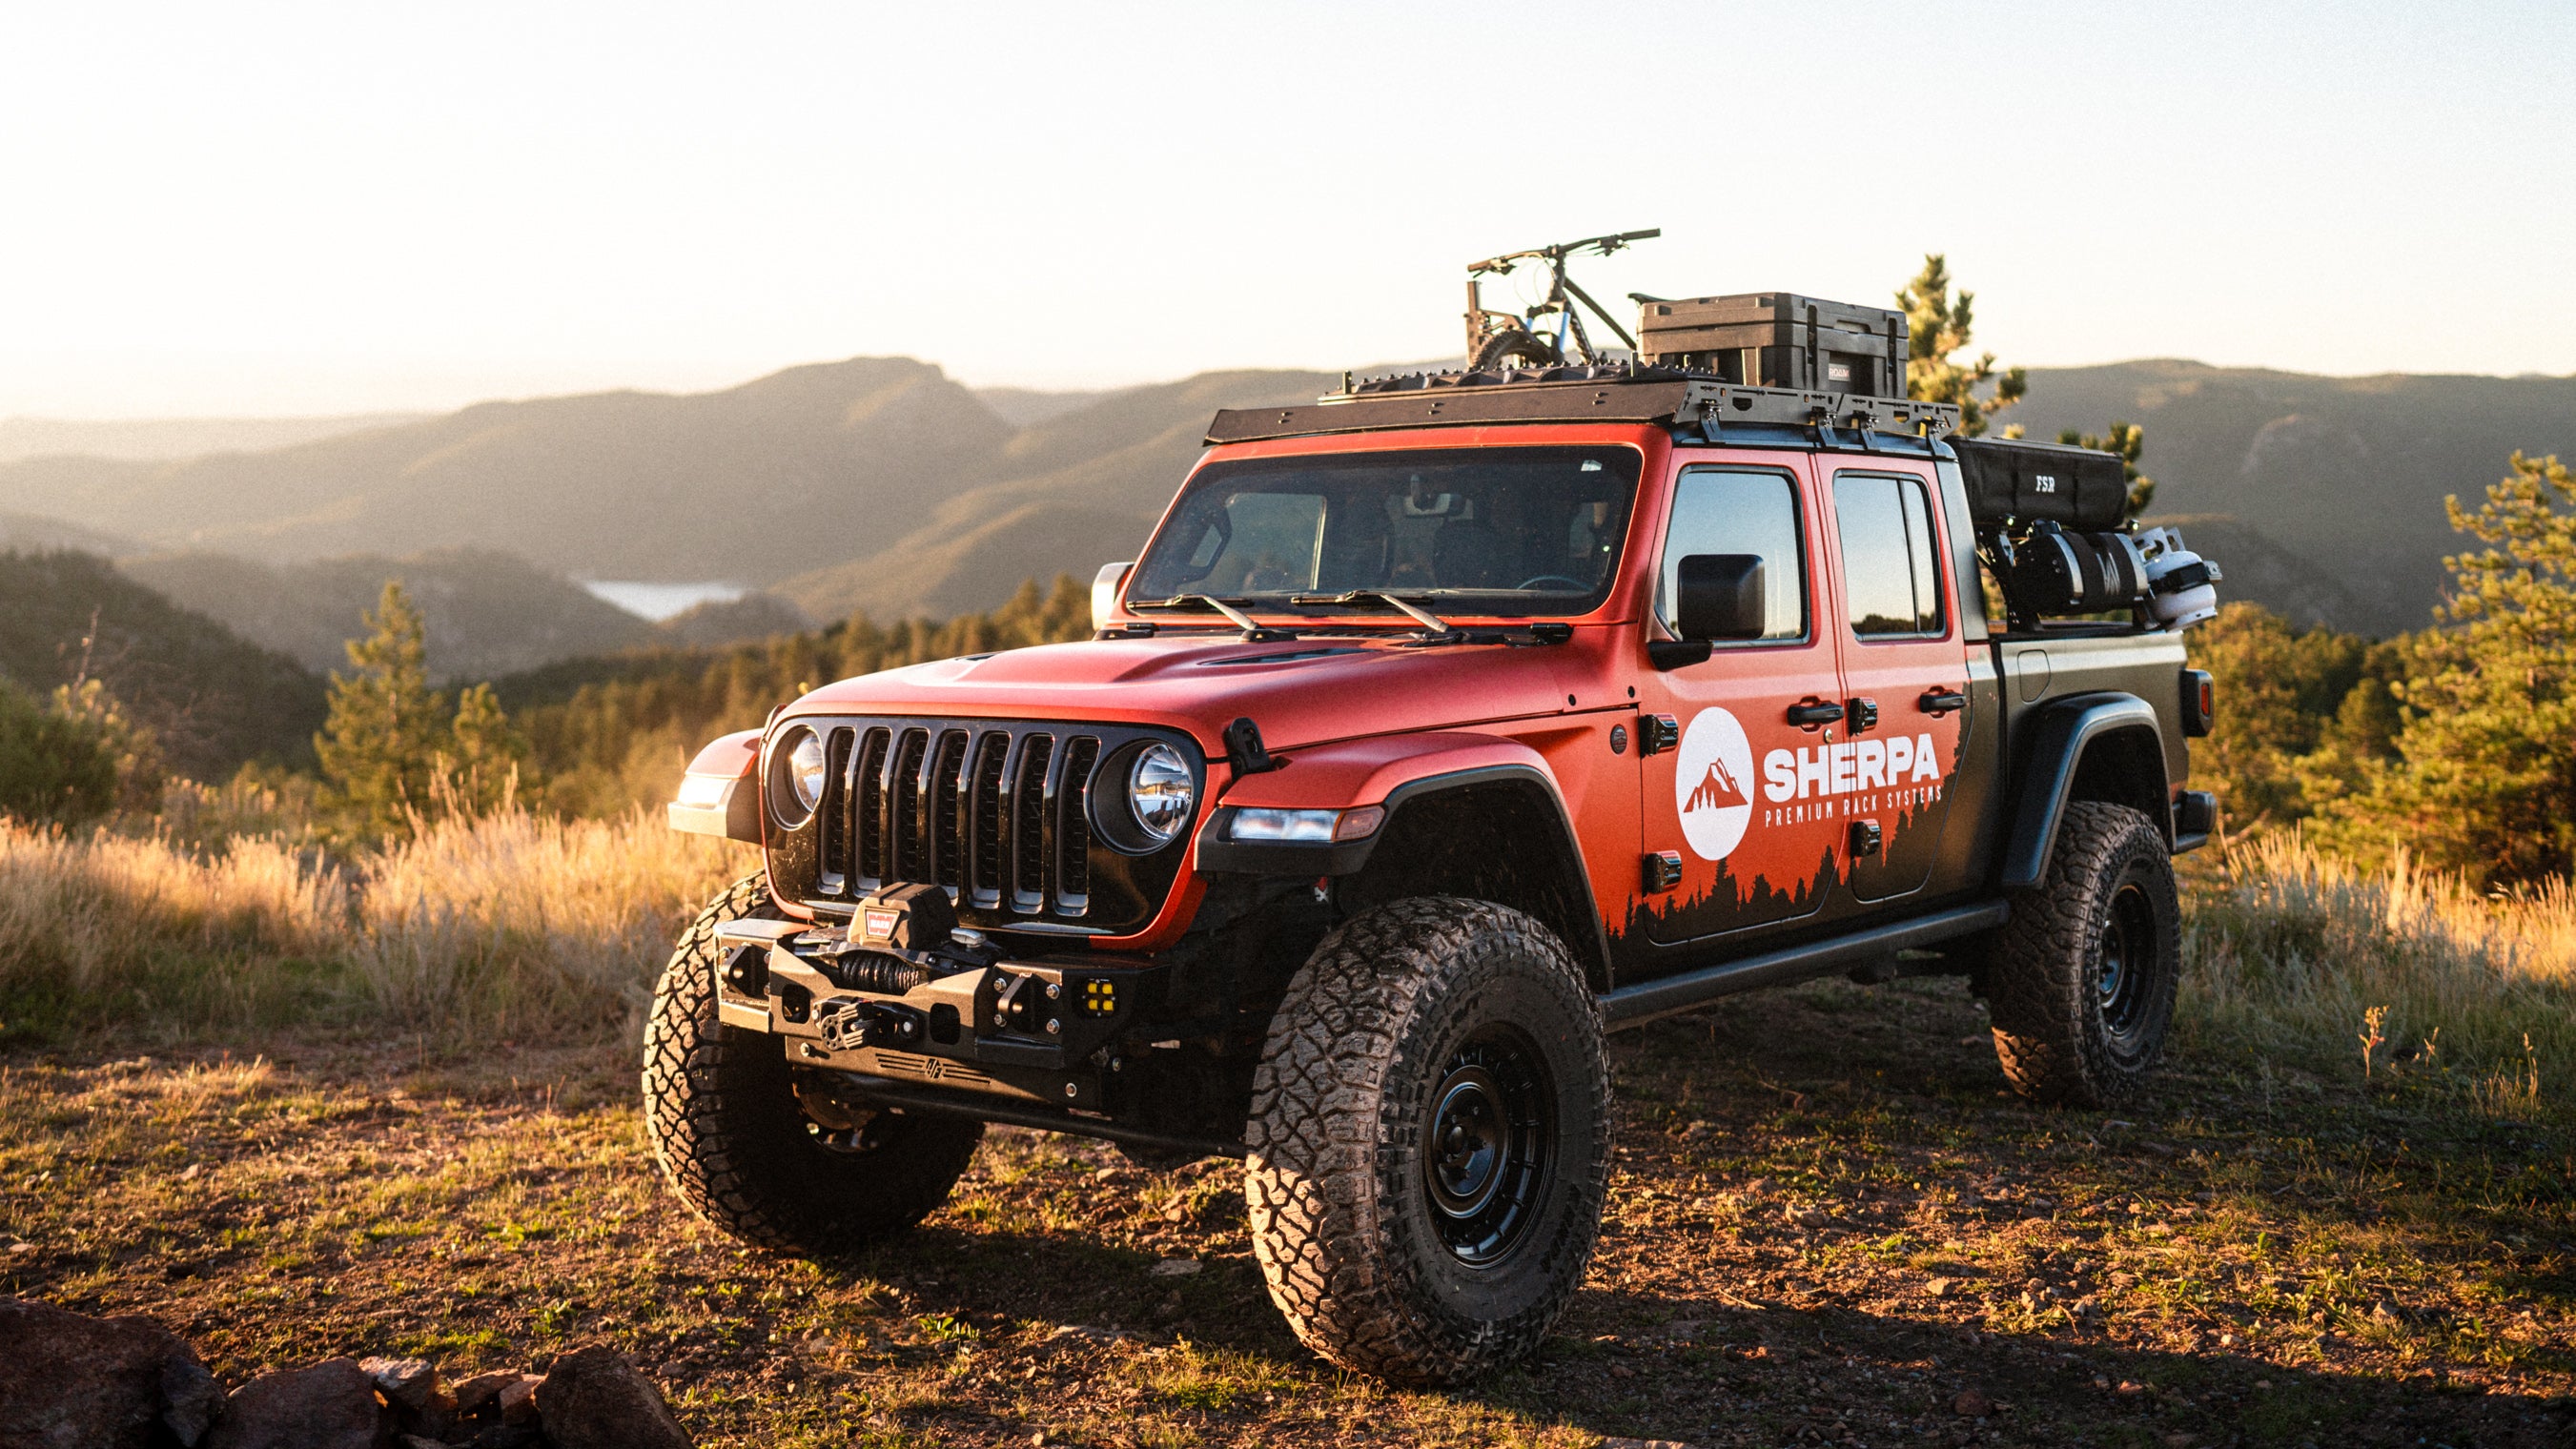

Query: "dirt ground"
left=4, top=976, right=2570, bottom=1448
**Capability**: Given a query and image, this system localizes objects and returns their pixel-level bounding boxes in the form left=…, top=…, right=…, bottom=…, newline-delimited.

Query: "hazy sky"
left=3, top=1, right=2570, bottom=418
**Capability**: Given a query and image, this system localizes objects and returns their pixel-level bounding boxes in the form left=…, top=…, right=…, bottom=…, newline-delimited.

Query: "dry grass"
left=2185, top=833, right=2576, bottom=1116
left=354, top=807, right=752, bottom=1034
left=0, top=821, right=350, bottom=1035
left=0, top=807, right=751, bottom=1045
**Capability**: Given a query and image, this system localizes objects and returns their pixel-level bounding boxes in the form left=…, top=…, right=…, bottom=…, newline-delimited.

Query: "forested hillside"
left=0, top=550, right=325, bottom=776
left=121, top=547, right=663, bottom=680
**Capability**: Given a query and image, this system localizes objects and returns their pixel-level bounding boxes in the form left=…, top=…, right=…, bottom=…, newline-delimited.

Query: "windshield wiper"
left=1288, top=590, right=1453, bottom=634
left=1132, top=594, right=1294, bottom=642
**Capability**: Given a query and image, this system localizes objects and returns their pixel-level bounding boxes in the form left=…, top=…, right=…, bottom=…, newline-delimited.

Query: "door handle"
left=1788, top=701, right=1845, bottom=726
left=1920, top=687, right=1969, bottom=716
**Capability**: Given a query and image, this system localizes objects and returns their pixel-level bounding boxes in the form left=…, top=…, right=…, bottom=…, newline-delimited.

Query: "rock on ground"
left=358, top=1358, right=440, bottom=1412
left=204, top=1357, right=389, bottom=1449
left=532, top=1347, right=689, bottom=1449
left=447, top=1372, right=522, bottom=1418
left=0, top=1296, right=226, bottom=1449
left=495, top=1376, right=541, bottom=1426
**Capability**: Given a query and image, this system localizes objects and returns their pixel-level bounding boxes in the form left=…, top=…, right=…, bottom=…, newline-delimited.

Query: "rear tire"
left=1473, top=327, right=1562, bottom=371
left=1987, top=803, right=2179, bottom=1107
left=1245, top=898, right=1609, bottom=1385
left=642, top=874, right=983, bottom=1254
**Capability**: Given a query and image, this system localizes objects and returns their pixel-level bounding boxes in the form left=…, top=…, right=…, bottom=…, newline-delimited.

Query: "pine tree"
left=2183, top=602, right=2391, bottom=830
left=1897, top=255, right=2027, bottom=438
left=316, top=581, right=446, bottom=837
left=437, top=682, right=531, bottom=818
left=2320, top=453, right=2576, bottom=883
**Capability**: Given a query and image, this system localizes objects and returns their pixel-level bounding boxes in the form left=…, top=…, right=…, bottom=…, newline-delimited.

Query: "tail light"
left=2180, top=668, right=2215, bottom=738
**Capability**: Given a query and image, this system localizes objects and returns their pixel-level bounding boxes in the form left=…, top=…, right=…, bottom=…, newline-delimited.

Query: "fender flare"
left=1193, top=732, right=1558, bottom=876
left=667, top=728, right=764, bottom=843
left=2000, top=692, right=2171, bottom=892
left=1191, top=733, right=1612, bottom=982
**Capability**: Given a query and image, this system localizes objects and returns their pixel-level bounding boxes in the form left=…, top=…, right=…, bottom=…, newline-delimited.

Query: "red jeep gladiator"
left=647, top=256, right=2222, bottom=1385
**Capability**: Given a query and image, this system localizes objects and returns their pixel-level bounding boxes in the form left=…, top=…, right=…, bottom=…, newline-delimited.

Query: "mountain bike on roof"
left=1462, top=227, right=1659, bottom=370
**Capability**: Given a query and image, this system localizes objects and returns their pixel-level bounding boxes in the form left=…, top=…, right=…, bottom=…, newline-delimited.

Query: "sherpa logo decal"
left=1757, top=734, right=1946, bottom=828
left=1675, top=706, right=1756, bottom=862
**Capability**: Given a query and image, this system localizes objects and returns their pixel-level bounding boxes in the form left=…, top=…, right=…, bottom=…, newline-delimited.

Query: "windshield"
left=1130, top=446, right=1641, bottom=617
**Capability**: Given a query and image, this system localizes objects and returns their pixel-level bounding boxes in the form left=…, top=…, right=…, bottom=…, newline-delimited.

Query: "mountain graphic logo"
left=1673, top=706, right=1758, bottom=862
left=1684, top=758, right=1748, bottom=814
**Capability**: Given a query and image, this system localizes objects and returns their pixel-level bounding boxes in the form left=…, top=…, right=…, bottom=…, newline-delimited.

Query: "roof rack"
left=1205, top=364, right=1962, bottom=446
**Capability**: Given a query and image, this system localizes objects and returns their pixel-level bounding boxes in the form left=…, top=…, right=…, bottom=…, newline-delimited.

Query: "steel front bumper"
left=709, top=918, right=1161, bottom=1111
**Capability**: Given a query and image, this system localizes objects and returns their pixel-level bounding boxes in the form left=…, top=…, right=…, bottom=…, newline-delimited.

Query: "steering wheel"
left=1514, top=574, right=1588, bottom=591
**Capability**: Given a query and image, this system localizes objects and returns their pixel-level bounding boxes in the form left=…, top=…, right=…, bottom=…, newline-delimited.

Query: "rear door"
left=1821, top=463, right=1972, bottom=903
left=1633, top=457, right=1850, bottom=945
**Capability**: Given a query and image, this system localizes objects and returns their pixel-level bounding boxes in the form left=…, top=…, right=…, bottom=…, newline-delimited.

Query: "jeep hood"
left=791, top=630, right=1621, bottom=754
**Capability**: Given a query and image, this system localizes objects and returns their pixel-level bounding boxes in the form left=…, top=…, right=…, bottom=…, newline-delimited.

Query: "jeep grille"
left=777, top=716, right=1195, bottom=936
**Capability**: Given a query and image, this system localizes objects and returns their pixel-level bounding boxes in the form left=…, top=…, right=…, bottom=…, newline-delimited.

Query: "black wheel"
left=1985, top=802, right=2180, bottom=1106
left=1473, top=327, right=1561, bottom=371
left=1245, top=898, right=1609, bottom=1385
left=642, top=874, right=984, bottom=1254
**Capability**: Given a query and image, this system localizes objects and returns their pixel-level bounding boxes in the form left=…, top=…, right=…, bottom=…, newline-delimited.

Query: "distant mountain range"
left=775, top=368, right=1332, bottom=622
left=3, top=356, right=2571, bottom=645
left=0, top=413, right=424, bottom=464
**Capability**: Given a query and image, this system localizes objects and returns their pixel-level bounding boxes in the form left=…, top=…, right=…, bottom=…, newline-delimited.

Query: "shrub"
left=0, top=677, right=116, bottom=825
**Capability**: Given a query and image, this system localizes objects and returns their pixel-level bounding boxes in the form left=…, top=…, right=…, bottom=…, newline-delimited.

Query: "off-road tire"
left=1246, top=898, right=1610, bottom=1385
left=1987, top=803, right=2180, bottom=1107
left=642, top=874, right=983, bottom=1254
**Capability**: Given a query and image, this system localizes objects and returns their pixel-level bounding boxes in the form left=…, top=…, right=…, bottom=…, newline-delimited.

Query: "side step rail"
left=1600, top=900, right=2010, bottom=1031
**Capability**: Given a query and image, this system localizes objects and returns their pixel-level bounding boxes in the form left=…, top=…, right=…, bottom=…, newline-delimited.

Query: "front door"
left=1821, top=464, right=1971, bottom=903
left=1633, top=459, right=1850, bottom=946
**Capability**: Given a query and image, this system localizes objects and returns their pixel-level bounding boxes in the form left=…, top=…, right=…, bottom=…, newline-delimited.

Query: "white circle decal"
left=1675, top=706, right=1756, bottom=862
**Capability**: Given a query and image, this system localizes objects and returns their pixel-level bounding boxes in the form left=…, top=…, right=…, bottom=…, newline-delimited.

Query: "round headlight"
left=771, top=726, right=828, bottom=826
left=1127, top=742, right=1196, bottom=846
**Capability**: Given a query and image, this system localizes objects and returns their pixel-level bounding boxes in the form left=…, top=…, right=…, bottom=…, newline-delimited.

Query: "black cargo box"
left=1636, top=292, right=1909, bottom=397
left=1952, top=437, right=2128, bottom=530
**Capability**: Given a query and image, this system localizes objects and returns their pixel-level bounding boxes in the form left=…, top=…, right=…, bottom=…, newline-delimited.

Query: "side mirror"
left=1651, top=554, right=1765, bottom=670
left=1678, top=554, right=1766, bottom=640
left=1091, top=561, right=1135, bottom=633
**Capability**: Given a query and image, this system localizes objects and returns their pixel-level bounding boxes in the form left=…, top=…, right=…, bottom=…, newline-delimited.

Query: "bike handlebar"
left=1466, top=228, right=1660, bottom=276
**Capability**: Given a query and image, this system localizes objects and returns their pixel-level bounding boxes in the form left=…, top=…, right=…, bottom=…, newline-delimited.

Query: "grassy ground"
left=3, top=821, right=2570, bottom=1444
left=5, top=965, right=2569, bottom=1449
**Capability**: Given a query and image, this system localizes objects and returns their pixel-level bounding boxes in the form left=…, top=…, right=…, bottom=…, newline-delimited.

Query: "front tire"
left=642, top=874, right=983, bottom=1254
left=1987, top=802, right=2180, bottom=1107
left=1245, top=898, right=1609, bottom=1385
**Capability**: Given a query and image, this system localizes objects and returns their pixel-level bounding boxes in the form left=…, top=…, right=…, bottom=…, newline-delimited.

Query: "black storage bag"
left=1953, top=437, right=2128, bottom=529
